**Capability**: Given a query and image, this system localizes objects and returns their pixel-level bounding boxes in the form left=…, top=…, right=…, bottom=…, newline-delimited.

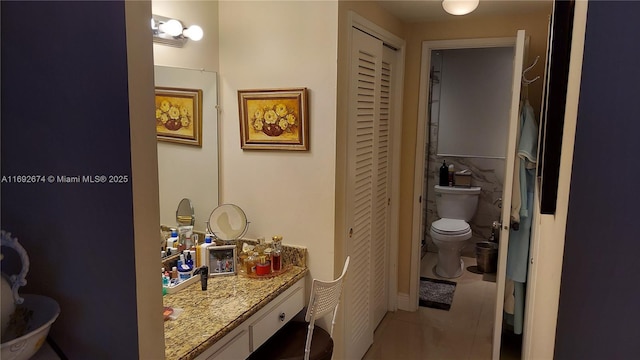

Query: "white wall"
left=152, top=0, right=219, bottom=232
left=437, top=47, right=513, bottom=158
left=219, top=0, right=339, bottom=281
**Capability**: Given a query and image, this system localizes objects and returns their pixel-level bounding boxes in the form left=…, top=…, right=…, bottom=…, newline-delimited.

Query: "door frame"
left=522, top=1, right=588, bottom=358
left=410, top=37, right=518, bottom=314
left=412, top=36, right=524, bottom=359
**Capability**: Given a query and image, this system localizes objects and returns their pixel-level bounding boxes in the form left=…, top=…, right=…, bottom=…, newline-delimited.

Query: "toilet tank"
left=434, top=185, right=481, bottom=221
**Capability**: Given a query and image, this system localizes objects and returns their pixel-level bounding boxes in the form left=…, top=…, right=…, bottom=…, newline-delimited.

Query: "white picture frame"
left=207, top=245, right=237, bottom=276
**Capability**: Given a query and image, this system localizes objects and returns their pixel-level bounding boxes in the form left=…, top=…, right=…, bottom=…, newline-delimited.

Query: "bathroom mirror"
left=176, top=198, right=195, bottom=226
left=154, top=66, right=219, bottom=232
left=207, top=204, right=249, bottom=241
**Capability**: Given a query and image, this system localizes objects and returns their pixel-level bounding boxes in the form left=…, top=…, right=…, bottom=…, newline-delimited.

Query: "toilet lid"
left=431, top=218, right=470, bottom=235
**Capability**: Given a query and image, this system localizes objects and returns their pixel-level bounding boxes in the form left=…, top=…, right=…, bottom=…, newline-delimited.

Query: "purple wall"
left=555, top=1, right=640, bottom=358
left=1, top=1, right=140, bottom=357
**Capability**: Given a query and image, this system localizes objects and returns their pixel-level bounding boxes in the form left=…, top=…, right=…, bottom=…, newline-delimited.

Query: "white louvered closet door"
left=371, top=46, right=394, bottom=328
left=345, top=27, right=395, bottom=360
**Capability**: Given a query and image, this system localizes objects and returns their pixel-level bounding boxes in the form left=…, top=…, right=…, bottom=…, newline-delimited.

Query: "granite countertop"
left=163, top=266, right=308, bottom=360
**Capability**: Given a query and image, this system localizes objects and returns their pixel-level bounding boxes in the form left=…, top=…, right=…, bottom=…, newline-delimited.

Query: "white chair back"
left=302, top=256, right=350, bottom=360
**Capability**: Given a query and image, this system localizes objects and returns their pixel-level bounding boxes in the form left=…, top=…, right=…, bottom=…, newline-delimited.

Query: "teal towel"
left=518, top=100, right=538, bottom=164
left=517, top=100, right=538, bottom=218
left=505, top=100, right=538, bottom=336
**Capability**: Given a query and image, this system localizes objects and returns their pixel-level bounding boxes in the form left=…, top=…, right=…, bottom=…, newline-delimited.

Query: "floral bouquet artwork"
left=238, top=88, right=308, bottom=150
left=252, top=102, right=298, bottom=137
left=155, top=87, right=202, bottom=146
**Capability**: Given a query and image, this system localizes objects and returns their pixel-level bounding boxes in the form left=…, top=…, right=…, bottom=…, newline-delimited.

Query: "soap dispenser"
left=439, top=161, right=448, bottom=186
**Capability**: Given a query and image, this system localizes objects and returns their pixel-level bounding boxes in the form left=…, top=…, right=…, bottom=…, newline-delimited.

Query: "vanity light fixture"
left=151, top=14, right=203, bottom=48
left=442, top=0, right=480, bottom=16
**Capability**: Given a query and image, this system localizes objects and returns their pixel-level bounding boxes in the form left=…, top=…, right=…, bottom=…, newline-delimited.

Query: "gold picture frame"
left=238, top=88, right=309, bottom=150
left=155, top=86, right=203, bottom=146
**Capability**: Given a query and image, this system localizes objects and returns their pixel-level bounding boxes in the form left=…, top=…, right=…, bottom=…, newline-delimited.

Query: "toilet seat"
left=430, top=219, right=471, bottom=278
left=431, top=218, right=470, bottom=236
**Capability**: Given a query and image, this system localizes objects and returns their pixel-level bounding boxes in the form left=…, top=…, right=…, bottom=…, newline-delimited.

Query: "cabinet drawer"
left=206, top=329, right=250, bottom=360
left=249, top=283, right=304, bottom=351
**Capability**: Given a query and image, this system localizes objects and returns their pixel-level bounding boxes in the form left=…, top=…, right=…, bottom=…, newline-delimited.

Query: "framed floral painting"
left=237, top=88, right=308, bottom=150
left=155, top=87, right=203, bottom=146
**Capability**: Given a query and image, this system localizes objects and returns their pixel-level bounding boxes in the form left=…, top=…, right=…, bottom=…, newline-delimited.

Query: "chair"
left=248, top=256, right=350, bottom=360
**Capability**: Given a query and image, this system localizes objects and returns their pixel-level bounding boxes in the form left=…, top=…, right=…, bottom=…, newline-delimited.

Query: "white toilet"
left=430, top=185, right=481, bottom=278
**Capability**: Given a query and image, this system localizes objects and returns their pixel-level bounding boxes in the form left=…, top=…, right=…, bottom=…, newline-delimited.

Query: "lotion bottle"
left=177, top=253, right=185, bottom=268
left=166, top=230, right=179, bottom=249
left=199, top=234, right=214, bottom=269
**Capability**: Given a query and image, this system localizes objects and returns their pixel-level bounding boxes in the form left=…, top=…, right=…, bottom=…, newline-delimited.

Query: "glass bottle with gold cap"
left=271, top=235, right=283, bottom=271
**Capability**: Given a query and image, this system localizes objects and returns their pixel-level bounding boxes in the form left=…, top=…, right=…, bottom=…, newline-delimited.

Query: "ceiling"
left=376, top=0, right=553, bottom=23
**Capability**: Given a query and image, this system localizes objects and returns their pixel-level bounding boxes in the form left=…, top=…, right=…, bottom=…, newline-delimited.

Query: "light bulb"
left=183, top=25, right=204, bottom=41
left=159, top=19, right=184, bottom=37
left=442, top=0, right=479, bottom=16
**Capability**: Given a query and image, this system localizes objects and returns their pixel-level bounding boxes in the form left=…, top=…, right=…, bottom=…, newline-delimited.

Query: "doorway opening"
left=410, top=34, right=529, bottom=359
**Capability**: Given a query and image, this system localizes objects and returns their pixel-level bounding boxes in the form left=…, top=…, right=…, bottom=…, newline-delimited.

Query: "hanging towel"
left=504, top=282, right=526, bottom=335
left=510, top=100, right=538, bottom=225
left=517, top=100, right=538, bottom=219
left=505, top=99, right=538, bottom=335
left=507, top=100, right=538, bottom=282
left=504, top=279, right=516, bottom=315
left=510, top=150, right=522, bottom=225
left=510, top=101, right=524, bottom=225
left=517, top=100, right=538, bottom=164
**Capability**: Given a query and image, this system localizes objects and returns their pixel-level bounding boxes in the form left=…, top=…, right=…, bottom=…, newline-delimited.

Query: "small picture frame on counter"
left=207, top=245, right=237, bottom=276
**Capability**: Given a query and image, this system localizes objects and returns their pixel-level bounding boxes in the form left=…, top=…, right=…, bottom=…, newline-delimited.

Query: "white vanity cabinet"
left=196, top=278, right=305, bottom=360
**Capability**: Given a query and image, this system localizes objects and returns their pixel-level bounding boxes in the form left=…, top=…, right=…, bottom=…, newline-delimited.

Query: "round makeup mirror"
left=176, top=198, right=195, bottom=226
left=207, top=204, right=249, bottom=241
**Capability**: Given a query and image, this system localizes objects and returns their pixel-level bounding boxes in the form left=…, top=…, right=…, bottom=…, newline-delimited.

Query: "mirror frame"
left=176, top=198, right=195, bottom=226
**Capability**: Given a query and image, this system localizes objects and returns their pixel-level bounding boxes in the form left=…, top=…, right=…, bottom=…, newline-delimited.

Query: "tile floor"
left=362, top=252, right=520, bottom=360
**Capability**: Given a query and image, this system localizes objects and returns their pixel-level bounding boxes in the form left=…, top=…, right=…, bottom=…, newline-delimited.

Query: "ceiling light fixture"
left=151, top=14, right=203, bottom=47
left=442, top=0, right=480, bottom=16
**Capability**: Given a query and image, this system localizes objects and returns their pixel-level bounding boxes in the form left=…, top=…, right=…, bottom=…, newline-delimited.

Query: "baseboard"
left=396, top=292, right=416, bottom=311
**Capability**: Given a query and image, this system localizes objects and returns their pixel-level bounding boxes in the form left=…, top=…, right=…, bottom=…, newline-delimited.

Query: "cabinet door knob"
left=279, top=312, right=285, bottom=322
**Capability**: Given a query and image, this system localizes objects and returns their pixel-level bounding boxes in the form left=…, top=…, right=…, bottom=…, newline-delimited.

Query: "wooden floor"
left=363, top=252, right=522, bottom=360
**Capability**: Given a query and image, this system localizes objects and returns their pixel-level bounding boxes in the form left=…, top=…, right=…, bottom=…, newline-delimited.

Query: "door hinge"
left=419, top=195, right=422, bottom=203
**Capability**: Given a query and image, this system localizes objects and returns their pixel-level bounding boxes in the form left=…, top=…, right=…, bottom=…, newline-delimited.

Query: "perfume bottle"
left=255, top=236, right=266, bottom=256
left=272, top=235, right=282, bottom=271
left=238, top=248, right=248, bottom=274
left=256, top=255, right=271, bottom=276
left=245, top=252, right=258, bottom=274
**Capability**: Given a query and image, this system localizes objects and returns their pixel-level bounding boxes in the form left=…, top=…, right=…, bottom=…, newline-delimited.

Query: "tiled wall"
left=422, top=152, right=504, bottom=257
